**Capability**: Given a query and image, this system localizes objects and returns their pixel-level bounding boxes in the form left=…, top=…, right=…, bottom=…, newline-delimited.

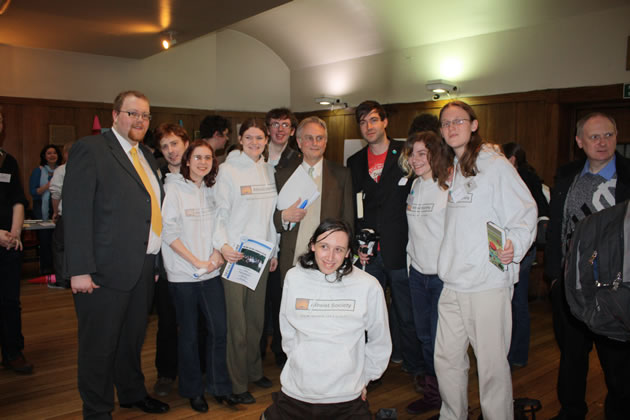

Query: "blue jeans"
left=169, top=277, right=232, bottom=398
left=408, top=266, right=443, bottom=376
left=364, top=253, right=424, bottom=375
left=508, top=245, right=535, bottom=366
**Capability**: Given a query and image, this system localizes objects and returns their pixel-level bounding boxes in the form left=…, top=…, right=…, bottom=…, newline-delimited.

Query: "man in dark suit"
left=545, top=112, right=630, bottom=420
left=274, top=116, right=353, bottom=279
left=64, top=91, right=169, bottom=419
left=346, top=100, right=423, bottom=383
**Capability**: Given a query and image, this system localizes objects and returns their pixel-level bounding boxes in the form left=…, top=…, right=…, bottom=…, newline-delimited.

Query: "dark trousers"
left=551, top=278, right=630, bottom=420
left=52, top=216, right=69, bottom=287
left=169, top=277, right=232, bottom=397
left=74, top=254, right=155, bottom=420
left=408, top=266, right=443, bottom=376
left=264, top=390, right=372, bottom=420
left=37, top=228, right=54, bottom=273
left=0, top=247, right=24, bottom=362
left=364, top=253, right=424, bottom=375
left=261, top=268, right=284, bottom=359
left=154, top=272, right=178, bottom=379
left=508, top=245, right=535, bottom=366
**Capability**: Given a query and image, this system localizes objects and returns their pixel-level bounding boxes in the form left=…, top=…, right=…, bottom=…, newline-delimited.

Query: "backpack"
left=564, top=199, right=630, bottom=341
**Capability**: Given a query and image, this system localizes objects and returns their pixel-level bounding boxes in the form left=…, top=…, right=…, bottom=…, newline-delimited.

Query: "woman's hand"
left=269, top=257, right=278, bottom=272
left=209, top=250, right=225, bottom=269
left=221, top=244, right=244, bottom=263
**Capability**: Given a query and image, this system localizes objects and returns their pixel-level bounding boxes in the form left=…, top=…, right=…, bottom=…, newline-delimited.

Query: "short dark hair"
left=200, top=115, right=229, bottom=139
left=297, top=219, right=356, bottom=282
left=408, top=113, right=440, bottom=136
left=355, top=100, right=387, bottom=124
left=113, top=90, right=149, bottom=111
left=39, top=144, right=62, bottom=166
left=155, top=123, right=190, bottom=146
left=265, top=108, right=297, bottom=130
left=180, top=140, right=218, bottom=188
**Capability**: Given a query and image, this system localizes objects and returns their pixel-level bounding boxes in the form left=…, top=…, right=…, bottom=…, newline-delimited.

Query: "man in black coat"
left=346, top=100, right=423, bottom=381
left=545, top=112, right=630, bottom=420
left=64, top=91, right=169, bottom=419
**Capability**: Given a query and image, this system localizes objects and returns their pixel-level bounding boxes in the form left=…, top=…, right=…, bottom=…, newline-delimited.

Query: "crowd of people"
left=0, top=90, right=628, bottom=420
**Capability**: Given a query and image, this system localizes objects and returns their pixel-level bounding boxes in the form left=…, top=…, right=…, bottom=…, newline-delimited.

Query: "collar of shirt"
left=301, top=158, right=323, bottom=178
left=580, top=155, right=616, bottom=180
left=111, top=127, right=139, bottom=161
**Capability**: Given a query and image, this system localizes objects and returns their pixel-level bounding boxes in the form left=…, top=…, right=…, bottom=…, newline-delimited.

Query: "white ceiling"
left=1, top=0, right=628, bottom=68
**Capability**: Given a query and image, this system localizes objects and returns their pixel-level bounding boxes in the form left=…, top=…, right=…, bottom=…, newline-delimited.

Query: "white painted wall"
left=0, top=30, right=290, bottom=111
left=216, top=30, right=290, bottom=111
left=291, top=5, right=630, bottom=111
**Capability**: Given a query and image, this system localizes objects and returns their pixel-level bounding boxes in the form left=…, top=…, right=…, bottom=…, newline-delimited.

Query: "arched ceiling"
left=0, top=0, right=627, bottom=68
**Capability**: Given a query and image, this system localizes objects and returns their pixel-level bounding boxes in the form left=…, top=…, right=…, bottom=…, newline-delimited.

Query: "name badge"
left=398, top=177, right=408, bottom=186
left=0, top=173, right=11, bottom=183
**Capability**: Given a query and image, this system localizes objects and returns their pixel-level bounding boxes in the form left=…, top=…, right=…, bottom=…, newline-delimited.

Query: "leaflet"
left=222, top=236, right=274, bottom=291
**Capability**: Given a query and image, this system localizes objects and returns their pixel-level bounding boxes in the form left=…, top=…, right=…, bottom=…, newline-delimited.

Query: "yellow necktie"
left=130, top=147, right=162, bottom=236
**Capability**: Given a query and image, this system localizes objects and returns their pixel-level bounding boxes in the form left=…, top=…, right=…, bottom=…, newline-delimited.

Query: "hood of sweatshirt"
left=164, top=172, right=202, bottom=193
left=225, top=149, right=267, bottom=169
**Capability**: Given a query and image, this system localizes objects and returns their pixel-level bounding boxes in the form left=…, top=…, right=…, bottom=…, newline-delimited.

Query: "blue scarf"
left=39, top=165, right=55, bottom=219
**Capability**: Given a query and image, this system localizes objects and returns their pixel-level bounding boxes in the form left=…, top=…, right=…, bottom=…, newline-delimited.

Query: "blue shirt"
left=580, top=155, right=616, bottom=180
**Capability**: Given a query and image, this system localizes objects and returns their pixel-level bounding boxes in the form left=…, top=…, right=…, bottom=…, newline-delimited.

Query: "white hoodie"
left=161, top=173, right=220, bottom=282
left=213, top=150, right=278, bottom=255
left=279, top=265, right=392, bottom=404
left=407, top=176, right=449, bottom=275
left=437, top=145, right=537, bottom=292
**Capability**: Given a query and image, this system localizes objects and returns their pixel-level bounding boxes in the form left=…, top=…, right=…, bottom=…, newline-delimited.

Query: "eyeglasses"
left=440, top=118, right=470, bottom=129
left=270, top=122, right=291, bottom=129
left=586, top=132, right=615, bottom=142
left=119, top=110, right=152, bottom=121
left=192, top=154, right=213, bottom=162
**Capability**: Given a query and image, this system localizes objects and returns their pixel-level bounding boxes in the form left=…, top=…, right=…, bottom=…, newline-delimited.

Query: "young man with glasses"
left=64, top=90, right=169, bottom=418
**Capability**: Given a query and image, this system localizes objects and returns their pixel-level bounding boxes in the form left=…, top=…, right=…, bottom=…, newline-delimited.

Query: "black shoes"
left=2, top=354, right=34, bottom=375
left=232, top=391, right=256, bottom=404
left=214, top=394, right=240, bottom=406
left=190, top=395, right=208, bottom=413
left=253, top=376, right=273, bottom=388
left=120, top=396, right=170, bottom=414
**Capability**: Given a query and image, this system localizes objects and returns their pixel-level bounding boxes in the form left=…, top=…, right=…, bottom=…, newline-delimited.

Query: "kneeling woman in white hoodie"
left=161, top=140, right=232, bottom=413
left=214, top=118, right=278, bottom=404
left=263, top=219, right=391, bottom=420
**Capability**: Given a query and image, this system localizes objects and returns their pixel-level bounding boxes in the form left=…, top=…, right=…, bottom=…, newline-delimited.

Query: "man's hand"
left=71, top=274, right=100, bottom=294
left=361, top=386, right=367, bottom=401
left=358, top=250, right=371, bottom=266
left=282, top=198, right=307, bottom=224
left=269, top=257, right=278, bottom=272
left=497, top=239, right=514, bottom=265
left=221, top=244, right=244, bottom=264
left=0, top=230, right=13, bottom=249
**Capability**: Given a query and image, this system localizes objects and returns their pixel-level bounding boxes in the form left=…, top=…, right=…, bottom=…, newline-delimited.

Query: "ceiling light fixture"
left=315, top=96, right=338, bottom=106
left=0, top=0, right=12, bottom=15
left=426, top=79, right=457, bottom=94
left=161, top=31, right=177, bottom=49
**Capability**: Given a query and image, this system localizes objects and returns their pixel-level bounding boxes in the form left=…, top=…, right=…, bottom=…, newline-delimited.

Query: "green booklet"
left=487, top=221, right=507, bottom=272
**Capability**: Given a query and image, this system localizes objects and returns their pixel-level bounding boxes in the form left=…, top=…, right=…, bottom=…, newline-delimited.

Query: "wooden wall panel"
left=297, top=83, right=629, bottom=187
left=0, top=96, right=265, bottom=208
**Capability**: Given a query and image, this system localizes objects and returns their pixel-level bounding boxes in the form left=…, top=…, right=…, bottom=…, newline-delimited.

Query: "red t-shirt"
left=367, top=147, right=387, bottom=183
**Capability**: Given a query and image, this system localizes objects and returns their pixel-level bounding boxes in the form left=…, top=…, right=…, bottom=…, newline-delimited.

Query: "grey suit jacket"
left=274, top=158, right=354, bottom=283
left=63, top=129, right=164, bottom=291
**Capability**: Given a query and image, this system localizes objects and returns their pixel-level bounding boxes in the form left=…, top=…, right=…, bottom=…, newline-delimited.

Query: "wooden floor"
left=0, top=265, right=609, bottom=419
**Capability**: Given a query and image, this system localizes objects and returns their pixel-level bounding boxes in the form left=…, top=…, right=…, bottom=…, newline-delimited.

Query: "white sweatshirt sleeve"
left=161, top=183, right=183, bottom=246
left=279, top=272, right=296, bottom=356
left=492, top=159, right=538, bottom=263
left=213, top=167, right=235, bottom=250
left=363, top=280, right=392, bottom=383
